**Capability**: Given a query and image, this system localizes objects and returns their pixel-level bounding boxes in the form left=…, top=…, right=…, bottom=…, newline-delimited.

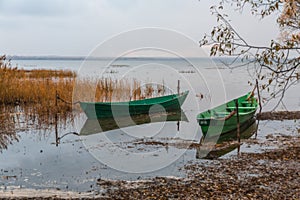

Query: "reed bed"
left=0, top=56, right=158, bottom=110
left=0, top=55, right=166, bottom=145
left=0, top=61, right=74, bottom=119
left=74, top=78, right=165, bottom=103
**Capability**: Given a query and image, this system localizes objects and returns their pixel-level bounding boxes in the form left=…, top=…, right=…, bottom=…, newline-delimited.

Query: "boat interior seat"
left=241, top=101, right=253, bottom=106
left=226, top=106, right=256, bottom=110
left=214, top=112, right=229, bottom=117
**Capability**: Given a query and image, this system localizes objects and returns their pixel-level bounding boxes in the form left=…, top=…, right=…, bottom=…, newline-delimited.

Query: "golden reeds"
left=0, top=55, right=169, bottom=149
left=0, top=55, right=164, bottom=121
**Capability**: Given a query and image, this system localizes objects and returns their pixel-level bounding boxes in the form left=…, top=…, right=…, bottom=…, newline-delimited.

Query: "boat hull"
left=80, top=91, right=189, bottom=119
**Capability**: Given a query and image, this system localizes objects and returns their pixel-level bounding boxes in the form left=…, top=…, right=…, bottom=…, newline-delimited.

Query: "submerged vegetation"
left=0, top=108, right=19, bottom=151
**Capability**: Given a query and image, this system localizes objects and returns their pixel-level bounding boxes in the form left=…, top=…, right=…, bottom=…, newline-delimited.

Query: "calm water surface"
left=1, top=58, right=299, bottom=192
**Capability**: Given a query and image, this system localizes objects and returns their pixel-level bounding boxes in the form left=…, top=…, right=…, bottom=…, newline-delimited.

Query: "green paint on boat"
left=80, top=90, right=189, bottom=119
left=197, top=92, right=258, bottom=137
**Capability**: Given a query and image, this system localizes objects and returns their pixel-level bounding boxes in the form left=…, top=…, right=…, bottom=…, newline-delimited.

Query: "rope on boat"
left=224, top=110, right=237, bottom=120
left=55, top=132, right=80, bottom=146
left=215, top=110, right=237, bottom=121
left=54, top=91, right=80, bottom=146
left=57, top=132, right=79, bottom=141
left=56, top=93, right=80, bottom=105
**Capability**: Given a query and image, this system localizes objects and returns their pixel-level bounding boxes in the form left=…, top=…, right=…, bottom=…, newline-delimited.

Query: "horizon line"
left=7, top=55, right=235, bottom=61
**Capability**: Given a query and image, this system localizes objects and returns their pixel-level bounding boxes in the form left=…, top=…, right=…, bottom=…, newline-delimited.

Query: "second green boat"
left=197, top=92, right=258, bottom=137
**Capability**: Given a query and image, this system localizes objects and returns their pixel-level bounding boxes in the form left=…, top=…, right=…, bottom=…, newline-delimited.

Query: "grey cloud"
left=0, top=0, right=84, bottom=17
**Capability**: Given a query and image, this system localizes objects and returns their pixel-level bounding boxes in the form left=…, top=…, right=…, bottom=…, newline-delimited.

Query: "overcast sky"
left=0, top=0, right=279, bottom=57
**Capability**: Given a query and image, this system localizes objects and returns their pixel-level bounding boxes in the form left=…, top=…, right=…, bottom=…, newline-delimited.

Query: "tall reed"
left=0, top=56, right=165, bottom=123
left=0, top=55, right=168, bottom=149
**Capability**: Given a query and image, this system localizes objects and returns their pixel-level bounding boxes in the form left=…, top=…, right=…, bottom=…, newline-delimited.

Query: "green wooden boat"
left=197, top=92, right=258, bottom=137
left=80, top=91, right=189, bottom=119
left=80, top=110, right=188, bottom=135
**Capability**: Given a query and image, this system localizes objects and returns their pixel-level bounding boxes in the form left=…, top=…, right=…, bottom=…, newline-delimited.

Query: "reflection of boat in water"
left=197, top=92, right=258, bottom=137
left=80, top=91, right=189, bottom=119
left=80, top=110, right=188, bottom=136
left=196, top=118, right=256, bottom=159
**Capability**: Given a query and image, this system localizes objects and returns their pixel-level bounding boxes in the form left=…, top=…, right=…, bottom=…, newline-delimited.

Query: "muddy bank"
left=257, top=111, right=300, bottom=120
left=99, top=134, right=300, bottom=199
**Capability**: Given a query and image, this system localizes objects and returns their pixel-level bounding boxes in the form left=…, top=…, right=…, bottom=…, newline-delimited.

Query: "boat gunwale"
left=197, top=109, right=257, bottom=121
left=80, top=90, right=189, bottom=106
left=197, top=92, right=258, bottom=121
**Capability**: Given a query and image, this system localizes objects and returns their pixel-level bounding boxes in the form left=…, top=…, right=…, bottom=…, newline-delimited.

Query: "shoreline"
left=100, top=133, right=300, bottom=199
left=1, top=126, right=299, bottom=199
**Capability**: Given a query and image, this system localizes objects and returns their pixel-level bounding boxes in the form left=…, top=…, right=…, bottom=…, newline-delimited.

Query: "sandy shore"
left=0, top=189, right=103, bottom=199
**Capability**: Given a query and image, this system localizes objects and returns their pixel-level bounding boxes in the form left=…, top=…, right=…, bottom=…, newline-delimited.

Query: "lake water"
left=1, top=57, right=299, bottom=192
left=11, top=57, right=300, bottom=110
